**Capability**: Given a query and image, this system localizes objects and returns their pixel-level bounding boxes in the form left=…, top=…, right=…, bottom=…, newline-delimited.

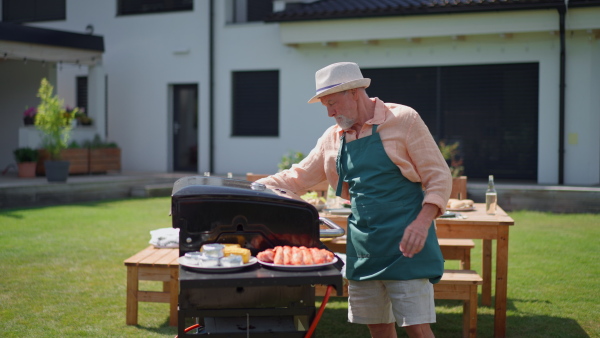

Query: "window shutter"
left=246, top=0, right=273, bottom=22
left=117, top=0, right=193, bottom=15
left=2, top=0, right=65, bottom=23
left=232, top=70, right=279, bottom=137
left=76, top=76, right=88, bottom=115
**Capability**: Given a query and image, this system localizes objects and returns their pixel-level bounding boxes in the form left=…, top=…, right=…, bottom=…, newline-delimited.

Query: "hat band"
left=316, top=83, right=341, bottom=95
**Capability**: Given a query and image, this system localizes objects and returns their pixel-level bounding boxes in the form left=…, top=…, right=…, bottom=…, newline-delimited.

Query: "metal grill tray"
left=179, top=264, right=343, bottom=295
left=178, top=256, right=258, bottom=273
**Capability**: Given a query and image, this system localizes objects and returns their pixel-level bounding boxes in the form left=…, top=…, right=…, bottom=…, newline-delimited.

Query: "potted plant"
left=36, top=140, right=90, bottom=176
left=23, top=106, right=37, bottom=126
left=277, top=151, right=305, bottom=172
left=439, top=140, right=468, bottom=199
left=73, top=109, right=93, bottom=126
left=34, top=78, right=77, bottom=182
left=13, top=147, right=38, bottom=178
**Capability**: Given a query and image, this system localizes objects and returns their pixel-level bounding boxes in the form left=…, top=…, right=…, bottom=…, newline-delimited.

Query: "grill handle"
left=319, top=217, right=346, bottom=238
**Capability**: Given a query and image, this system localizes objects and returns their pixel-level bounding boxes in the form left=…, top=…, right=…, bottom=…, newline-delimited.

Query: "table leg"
left=169, top=267, right=178, bottom=327
left=494, top=227, right=509, bottom=337
left=482, top=240, right=493, bottom=306
left=126, top=265, right=139, bottom=325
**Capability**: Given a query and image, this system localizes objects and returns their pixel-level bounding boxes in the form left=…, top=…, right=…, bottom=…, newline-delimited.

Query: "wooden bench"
left=434, top=270, right=483, bottom=338
left=316, top=269, right=483, bottom=337
left=439, top=238, right=475, bottom=269
left=124, top=246, right=179, bottom=326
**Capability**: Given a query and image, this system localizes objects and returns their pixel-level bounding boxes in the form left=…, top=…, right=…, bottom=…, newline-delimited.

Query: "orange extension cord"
left=175, top=285, right=334, bottom=338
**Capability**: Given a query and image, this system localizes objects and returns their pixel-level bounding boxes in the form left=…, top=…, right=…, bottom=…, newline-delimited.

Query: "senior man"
left=257, top=62, right=451, bottom=338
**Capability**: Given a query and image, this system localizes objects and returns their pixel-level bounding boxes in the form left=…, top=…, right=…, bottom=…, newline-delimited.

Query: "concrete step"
left=131, top=183, right=174, bottom=198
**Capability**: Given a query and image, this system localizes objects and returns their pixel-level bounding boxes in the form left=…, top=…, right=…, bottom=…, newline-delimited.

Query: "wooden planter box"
left=36, top=148, right=89, bottom=176
left=36, top=148, right=121, bottom=175
left=89, top=148, right=121, bottom=173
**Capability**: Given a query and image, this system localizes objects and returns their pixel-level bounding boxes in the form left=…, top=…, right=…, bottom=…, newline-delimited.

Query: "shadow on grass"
left=435, top=299, right=589, bottom=338
left=316, top=299, right=590, bottom=338
left=133, top=317, right=177, bottom=336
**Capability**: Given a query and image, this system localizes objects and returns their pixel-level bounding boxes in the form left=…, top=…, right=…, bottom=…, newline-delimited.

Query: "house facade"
left=1, top=0, right=599, bottom=185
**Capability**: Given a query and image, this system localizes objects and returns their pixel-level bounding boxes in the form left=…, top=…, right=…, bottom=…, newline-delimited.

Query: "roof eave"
left=265, top=2, right=594, bottom=23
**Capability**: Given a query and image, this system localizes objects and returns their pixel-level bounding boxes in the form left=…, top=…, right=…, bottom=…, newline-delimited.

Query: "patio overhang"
left=0, top=22, right=104, bottom=66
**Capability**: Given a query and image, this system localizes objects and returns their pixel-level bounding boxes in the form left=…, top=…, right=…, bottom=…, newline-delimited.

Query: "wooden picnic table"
left=435, top=203, right=515, bottom=338
left=322, top=204, right=514, bottom=337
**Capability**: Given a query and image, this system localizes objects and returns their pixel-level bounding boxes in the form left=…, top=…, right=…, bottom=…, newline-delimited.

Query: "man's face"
left=320, top=90, right=357, bottom=130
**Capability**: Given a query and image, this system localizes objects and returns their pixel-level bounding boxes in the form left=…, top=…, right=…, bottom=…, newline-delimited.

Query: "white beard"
left=336, top=115, right=355, bottom=130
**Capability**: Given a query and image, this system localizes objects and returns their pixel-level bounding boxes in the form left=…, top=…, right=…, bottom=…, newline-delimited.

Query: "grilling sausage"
left=257, top=246, right=334, bottom=265
left=300, top=246, right=314, bottom=265
left=257, top=248, right=274, bottom=262
left=291, top=246, right=304, bottom=265
left=283, top=246, right=292, bottom=265
left=273, top=246, right=284, bottom=265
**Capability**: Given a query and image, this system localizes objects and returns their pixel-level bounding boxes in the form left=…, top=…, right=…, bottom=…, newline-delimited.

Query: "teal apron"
left=336, top=125, right=443, bottom=283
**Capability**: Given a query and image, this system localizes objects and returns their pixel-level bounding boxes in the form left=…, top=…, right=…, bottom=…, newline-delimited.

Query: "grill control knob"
left=186, top=237, right=192, bottom=243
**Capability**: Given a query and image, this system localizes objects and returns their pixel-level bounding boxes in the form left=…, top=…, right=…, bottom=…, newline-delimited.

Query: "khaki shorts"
left=347, top=279, right=436, bottom=327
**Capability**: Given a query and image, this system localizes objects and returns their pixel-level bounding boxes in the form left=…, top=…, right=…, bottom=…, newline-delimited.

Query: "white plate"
left=178, top=256, right=258, bottom=273
left=258, top=257, right=338, bottom=271
left=324, top=208, right=351, bottom=215
left=446, top=206, right=476, bottom=212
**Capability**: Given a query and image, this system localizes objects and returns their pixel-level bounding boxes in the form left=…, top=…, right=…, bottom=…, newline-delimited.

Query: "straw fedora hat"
left=308, top=62, right=371, bottom=103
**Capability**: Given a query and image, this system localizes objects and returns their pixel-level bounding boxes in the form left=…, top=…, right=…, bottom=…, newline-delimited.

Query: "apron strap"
left=335, top=132, right=346, bottom=197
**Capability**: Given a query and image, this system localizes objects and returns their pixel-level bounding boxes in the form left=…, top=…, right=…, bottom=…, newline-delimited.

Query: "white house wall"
left=31, top=0, right=211, bottom=173
left=0, top=61, right=53, bottom=171
left=23, top=1, right=599, bottom=185
left=563, top=31, right=600, bottom=185
left=213, top=5, right=598, bottom=184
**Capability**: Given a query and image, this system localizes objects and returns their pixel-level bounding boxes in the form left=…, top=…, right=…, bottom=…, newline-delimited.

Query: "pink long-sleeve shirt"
left=258, top=98, right=452, bottom=216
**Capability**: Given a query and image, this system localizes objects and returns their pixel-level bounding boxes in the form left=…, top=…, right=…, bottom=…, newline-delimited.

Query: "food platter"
left=178, top=256, right=258, bottom=273
left=446, top=206, right=476, bottom=212
left=258, top=257, right=338, bottom=271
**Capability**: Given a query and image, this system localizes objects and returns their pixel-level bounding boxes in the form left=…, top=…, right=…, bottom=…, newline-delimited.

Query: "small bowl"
left=220, top=254, right=243, bottom=267
left=184, top=251, right=203, bottom=265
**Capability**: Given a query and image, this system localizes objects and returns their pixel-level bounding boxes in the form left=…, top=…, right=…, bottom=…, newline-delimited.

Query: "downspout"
left=209, top=0, right=215, bottom=173
left=557, top=1, right=567, bottom=185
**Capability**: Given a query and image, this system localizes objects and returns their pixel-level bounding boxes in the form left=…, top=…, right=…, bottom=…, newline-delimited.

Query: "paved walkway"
left=1, top=171, right=599, bottom=213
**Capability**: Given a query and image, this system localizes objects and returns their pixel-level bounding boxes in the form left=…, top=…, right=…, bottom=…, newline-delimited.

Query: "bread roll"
left=448, top=199, right=474, bottom=209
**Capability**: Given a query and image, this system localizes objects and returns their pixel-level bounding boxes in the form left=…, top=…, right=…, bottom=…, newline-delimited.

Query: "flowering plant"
left=68, top=106, right=93, bottom=125
left=23, top=106, right=38, bottom=125
left=23, top=106, right=37, bottom=117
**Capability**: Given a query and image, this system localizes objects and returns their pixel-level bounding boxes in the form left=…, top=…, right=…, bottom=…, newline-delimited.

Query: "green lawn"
left=0, top=198, right=598, bottom=337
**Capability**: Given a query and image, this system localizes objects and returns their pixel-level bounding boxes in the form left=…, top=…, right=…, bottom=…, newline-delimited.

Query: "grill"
left=171, top=176, right=345, bottom=337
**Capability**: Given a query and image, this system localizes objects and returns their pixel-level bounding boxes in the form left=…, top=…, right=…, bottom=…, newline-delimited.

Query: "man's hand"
left=399, top=203, right=439, bottom=258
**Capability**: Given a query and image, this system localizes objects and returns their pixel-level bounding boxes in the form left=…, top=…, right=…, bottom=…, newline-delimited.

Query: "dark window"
left=232, top=70, right=279, bottom=136
left=247, top=0, right=273, bottom=21
left=117, top=0, right=193, bottom=16
left=362, top=63, right=539, bottom=181
left=2, top=0, right=65, bottom=23
left=76, top=76, right=88, bottom=115
left=231, top=0, right=273, bottom=23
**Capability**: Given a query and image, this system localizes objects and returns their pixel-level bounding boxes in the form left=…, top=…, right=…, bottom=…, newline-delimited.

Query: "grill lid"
left=171, top=176, right=322, bottom=255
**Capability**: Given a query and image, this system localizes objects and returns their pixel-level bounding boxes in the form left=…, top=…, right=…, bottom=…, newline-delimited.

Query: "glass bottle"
left=486, top=175, right=497, bottom=215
